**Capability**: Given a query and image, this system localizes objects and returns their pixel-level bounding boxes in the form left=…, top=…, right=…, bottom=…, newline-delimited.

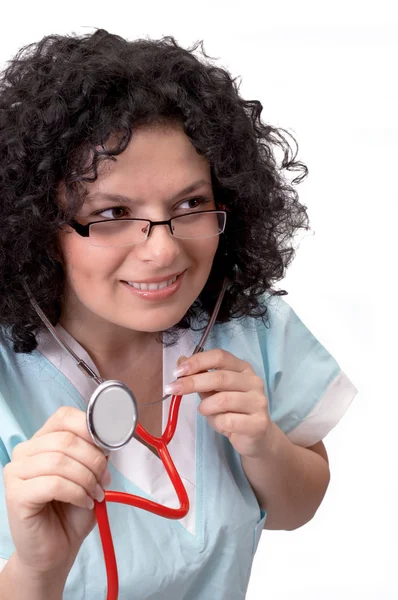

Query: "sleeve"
left=256, top=296, right=358, bottom=447
left=0, top=384, right=21, bottom=565
left=0, top=438, right=14, bottom=566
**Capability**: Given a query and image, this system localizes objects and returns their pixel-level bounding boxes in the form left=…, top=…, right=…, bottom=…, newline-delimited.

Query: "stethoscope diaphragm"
left=86, top=380, right=138, bottom=452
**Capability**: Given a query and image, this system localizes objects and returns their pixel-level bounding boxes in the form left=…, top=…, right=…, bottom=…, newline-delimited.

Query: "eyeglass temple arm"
left=22, top=282, right=103, bottom=385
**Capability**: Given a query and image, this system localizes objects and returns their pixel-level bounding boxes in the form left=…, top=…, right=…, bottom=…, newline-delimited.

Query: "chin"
left=123, top=312, right=186, bottom=334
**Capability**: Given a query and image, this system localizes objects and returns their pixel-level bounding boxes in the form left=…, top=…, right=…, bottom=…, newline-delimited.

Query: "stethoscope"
left=23, top=278, right=228, bottom=600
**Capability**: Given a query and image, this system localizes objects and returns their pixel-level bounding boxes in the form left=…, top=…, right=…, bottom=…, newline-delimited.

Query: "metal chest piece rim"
left=86, top=380, right=138, bottom=452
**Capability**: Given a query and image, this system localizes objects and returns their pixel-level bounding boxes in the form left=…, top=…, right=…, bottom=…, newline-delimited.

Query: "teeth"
left=127, top=275, right=178, bottom=291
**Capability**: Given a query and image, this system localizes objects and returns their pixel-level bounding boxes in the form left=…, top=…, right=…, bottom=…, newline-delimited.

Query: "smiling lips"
left=121, top=271, right=185, bottom=300
left=126, top=274, right=179, bottom=291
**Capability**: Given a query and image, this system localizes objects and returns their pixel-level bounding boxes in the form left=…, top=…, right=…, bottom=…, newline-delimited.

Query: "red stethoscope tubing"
left=94, top=393, right=188, bottom=600
left=23, top=278, right=228, bottom=600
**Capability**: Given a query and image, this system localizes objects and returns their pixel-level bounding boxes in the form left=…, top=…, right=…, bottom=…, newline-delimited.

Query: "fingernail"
left=87, top=496, right=95, bottom=510
left=172, top=363, right=189, bottom=378
left=94, top=484, right=105, bottom=503
left=164, top=382, right=183, bottom=395
left=100, top=469, right=112, bottom=488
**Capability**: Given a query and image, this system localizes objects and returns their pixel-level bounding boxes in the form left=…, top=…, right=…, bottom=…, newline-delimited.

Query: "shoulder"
left=211, top=294, right=357, bottom=447
left=0, top=329, right=21, bottom=464
left=0, top=327, right=40, bottom=385
left=0, top=328, right=18, bottom=376
left=211, top=293, right=295, bottom=349
left=0, top=329, right=63, bottom=457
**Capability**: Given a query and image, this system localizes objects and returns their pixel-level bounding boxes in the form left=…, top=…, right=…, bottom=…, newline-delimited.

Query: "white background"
left=0, top=1, right=397, bottom=598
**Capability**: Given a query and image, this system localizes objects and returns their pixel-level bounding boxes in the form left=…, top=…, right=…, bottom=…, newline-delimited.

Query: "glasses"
left=69, top=210, right=227, bottom=248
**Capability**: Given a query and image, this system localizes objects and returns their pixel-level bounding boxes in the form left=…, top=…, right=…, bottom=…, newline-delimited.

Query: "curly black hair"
left=0, top=28, right=309, bottom=354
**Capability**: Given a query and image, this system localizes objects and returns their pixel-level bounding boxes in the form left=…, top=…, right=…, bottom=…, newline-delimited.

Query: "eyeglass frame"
left=68, top=209, right=227, bottom=246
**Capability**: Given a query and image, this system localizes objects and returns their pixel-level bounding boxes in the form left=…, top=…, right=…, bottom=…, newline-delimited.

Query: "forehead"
left=85, top=124, right=211, bottom=203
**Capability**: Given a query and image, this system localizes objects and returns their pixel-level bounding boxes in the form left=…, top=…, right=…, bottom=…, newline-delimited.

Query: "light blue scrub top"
left=0, top=296, right=357, bottom=599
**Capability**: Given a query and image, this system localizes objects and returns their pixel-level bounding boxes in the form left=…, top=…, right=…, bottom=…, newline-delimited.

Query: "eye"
left=177, top=196, right=212, bottom=211
left=94, top=206, right=130, bottom=219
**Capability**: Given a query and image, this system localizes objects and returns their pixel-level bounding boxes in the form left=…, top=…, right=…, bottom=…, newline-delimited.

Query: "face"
left=58, top=123, right=219, bottom=338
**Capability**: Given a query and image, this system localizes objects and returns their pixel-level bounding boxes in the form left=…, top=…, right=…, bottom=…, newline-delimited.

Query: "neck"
left=59, top=316, right=159, bottom=377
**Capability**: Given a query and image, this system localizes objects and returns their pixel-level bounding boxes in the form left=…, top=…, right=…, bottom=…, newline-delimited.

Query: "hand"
left=165, top=349, right=273, bottom=459
left=3, top=407, right=111, bottom=577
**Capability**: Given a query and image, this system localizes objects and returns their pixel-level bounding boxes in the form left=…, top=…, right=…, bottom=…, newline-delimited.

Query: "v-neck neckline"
left=36, top=324, right=200, bottom=534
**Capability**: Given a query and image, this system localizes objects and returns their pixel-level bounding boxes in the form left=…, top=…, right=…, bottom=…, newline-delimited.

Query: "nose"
left=138, top=222, right=180, bottom=267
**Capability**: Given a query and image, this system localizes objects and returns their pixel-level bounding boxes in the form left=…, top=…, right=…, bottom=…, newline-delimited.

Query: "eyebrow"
left=85, top=179, right=211, bottom=206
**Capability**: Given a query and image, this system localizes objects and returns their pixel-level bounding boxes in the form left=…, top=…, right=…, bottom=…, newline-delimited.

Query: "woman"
left=0, top=29, right=357, bottom=599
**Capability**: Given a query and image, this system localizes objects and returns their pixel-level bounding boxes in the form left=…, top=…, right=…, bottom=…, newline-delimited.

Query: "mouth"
left=124, top=273, right=179, bottom=291
left=120, top=271, right=185, bottom=300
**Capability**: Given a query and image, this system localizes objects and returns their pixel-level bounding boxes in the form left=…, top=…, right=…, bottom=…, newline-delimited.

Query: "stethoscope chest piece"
left=86, top=380, right=138, bottom=452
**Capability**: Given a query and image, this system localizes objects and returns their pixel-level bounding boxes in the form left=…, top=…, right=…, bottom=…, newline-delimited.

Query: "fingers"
left=198, top=390, right=266, bottom=416
left=4, top=406, right=111, bottom=517
left=166, top=349, right=262, bottom=397
left=173, top=348, right=254, bottom=378
left=12, top=432, right=108, bottom=486
left=10, top=452, right=106, bottom=504
left=165, top=370, right=264, bottom=396
left=6, top=473, right=97, bottom=515
left=33, top=406, right=93, bottom=445
left=170, top=350, right=271, bottom=460
left=206, top=412, right=268, bottom=438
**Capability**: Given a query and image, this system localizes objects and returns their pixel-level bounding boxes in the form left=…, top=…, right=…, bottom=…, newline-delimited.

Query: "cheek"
left=58, top=233, right=122, bottom=283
